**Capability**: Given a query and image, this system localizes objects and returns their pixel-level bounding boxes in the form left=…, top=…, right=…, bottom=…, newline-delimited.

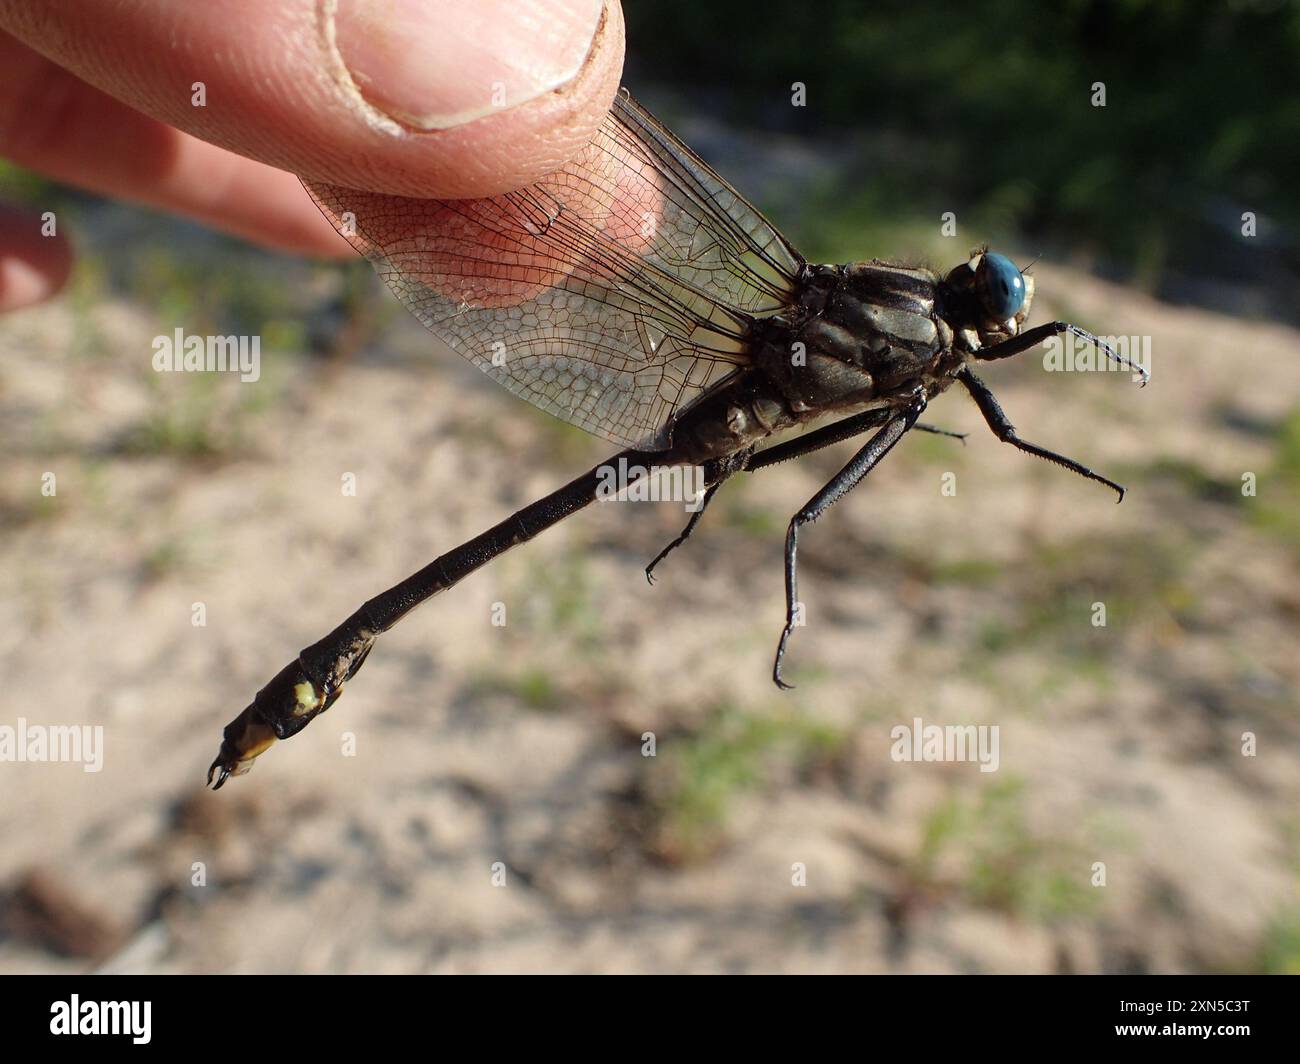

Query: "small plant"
left=649, top=705, right=848, bottom=863
left=1260, top=907, right=1300, bottom=975
left=899, top=779, right=1101, bottom=924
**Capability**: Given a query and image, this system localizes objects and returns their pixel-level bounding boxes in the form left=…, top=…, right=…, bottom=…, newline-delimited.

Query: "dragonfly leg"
left=749, top=408, right=894, bottom=471
left=957, top=367, right=1125, bottom=502
left=645, top=481, right=722, bottom=584
left=643, top=448, right=757, bottom=582
left=644, top=414, right=962, bottom=585
left=748, top=411, right=963, bottom=478
left=974, top=320, right=1149, bottom=385
left=916, top=423, right=967, bottom=443
left=772, top=393, right=927, bottom=689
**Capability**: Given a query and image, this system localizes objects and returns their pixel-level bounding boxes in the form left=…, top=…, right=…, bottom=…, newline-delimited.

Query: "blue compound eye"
left=976, top=252, right=1026, bottom=319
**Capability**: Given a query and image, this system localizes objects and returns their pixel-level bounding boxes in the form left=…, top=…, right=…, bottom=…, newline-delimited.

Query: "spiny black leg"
left=773, top=394, right=927, bottom=689
left=974, top=320, right=1149, bottom=385
left=749, top=410, right=962, bottom=477
left=644, top=408, right=963, bottom=593
left=647, top=411, right=928, bottom=583
left=643, top=449, right=753, bottom=582
left=749, top=408, right=896, bottom=471
left=645, top=482, right=721, bottom=584
left=957, top=366, right=1126, bottom=502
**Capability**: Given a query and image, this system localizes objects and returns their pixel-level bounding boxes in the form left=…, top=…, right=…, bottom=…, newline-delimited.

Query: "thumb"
left=0, top=0, right=624, bottom=199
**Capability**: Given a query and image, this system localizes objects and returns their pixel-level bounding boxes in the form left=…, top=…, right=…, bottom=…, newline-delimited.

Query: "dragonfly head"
left=942, top=248, right=1034, bottom=350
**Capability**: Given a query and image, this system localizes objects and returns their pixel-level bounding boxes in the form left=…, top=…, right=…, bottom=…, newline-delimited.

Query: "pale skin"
left=0, top=0, right=626, bottom=310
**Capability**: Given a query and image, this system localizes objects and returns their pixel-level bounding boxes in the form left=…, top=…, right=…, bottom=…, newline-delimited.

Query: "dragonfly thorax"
left=751, top=261, right=954, bottom=419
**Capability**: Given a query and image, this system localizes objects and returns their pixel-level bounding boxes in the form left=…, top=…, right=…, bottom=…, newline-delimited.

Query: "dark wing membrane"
left=304, top=90, right=803, bottom=450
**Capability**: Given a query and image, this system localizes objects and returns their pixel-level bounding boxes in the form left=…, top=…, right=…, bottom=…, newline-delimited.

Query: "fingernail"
left=333, top=0, right=605, bottom=131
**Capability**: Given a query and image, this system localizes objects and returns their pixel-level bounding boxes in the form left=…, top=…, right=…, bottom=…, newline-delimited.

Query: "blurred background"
left=1, top=0, right=1298, bottom=972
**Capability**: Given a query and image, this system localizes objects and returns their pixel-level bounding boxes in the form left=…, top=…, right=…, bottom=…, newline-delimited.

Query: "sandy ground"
left=1, top=227, right=1297, bottom=973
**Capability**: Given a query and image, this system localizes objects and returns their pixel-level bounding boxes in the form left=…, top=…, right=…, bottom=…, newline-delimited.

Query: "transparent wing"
left=304, top=89, right=804, bottom=450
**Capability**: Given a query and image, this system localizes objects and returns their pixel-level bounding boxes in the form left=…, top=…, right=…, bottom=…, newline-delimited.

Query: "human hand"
left=0, top=0, right=625, bottom=310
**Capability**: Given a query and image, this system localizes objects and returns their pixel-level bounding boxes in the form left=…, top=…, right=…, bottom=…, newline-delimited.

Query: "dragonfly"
left=208, top=88, right=1145, bottom=788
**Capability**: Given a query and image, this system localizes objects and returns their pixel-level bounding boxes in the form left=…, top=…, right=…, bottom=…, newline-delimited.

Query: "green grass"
left=1248, top=410, right=1300, bottom=557
left=1260, top=907, right=1300, bottom=974
left=467, top=666, right=567, bottom=713
left=514, top=404, right=607, bottom=470
left=1127, top=456, right=1241, bottom=507
left=628, top=1, right=1300, bottom=294
left=650, top=704, right=849, bottom=863
left=117, top=367, right=283, bottom=463
left=716, top=492, right=782, bottom=541
left=503, top=548, right=603, bottom=651
left=138, top=538, right=189, bottom=583
left=908, top=779, right=1102, bottom=922
left=909, top=554, right=1005, bottom=588
left=957, top=528, right=1196, bottom=675
left=114, top=239, right=310, bottom=341
left=0, top=490, right=62, bottom=530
